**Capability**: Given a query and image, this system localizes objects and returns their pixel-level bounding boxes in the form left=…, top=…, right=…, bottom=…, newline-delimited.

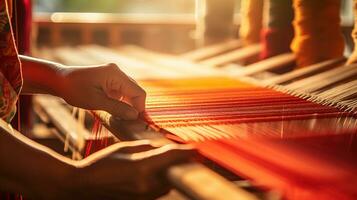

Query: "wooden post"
left=82, top=25, right=92, bottom=44
left=51, top=24, right=61, bottom=47
left=195, top=0, right=235, bottom=47
left=109, top=25, right=121, bottom=46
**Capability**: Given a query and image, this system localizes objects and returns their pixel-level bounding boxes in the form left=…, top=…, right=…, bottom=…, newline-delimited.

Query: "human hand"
left=73, top=140, right=195, bottom=200
left=60, top=63, right=146, bottom=120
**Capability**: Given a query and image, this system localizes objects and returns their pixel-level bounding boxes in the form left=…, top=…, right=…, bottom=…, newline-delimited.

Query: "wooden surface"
left=117, top=44, right=286, bottom=80
left=33, top=95, right=92, bottom=157
left=199, top=44, right=262, bottom=67
left=180, top=40, right=242, bottom=61
left=235, top=53, right=295, bottom=76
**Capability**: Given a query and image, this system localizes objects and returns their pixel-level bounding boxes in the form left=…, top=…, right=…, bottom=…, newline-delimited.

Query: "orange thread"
left=291, top=0, right=344, bottom=68
left=347, top=0, right=357, bottom=64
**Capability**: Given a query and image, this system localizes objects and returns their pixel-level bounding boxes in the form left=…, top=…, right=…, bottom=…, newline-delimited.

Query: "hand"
left=71, top=140, right=195, bottom=200
left=60, top=63, right=146, bottom=120
left=20, top=56, right=145, bottom=120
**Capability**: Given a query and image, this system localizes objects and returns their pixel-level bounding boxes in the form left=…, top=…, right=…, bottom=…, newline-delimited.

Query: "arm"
left=20, top=55, right=146, bottom=120
left=0, top=118, right=193, bottom=199
left=8, top=56, right=193, bottom=199
left=20, top=55, right=67, bottom=96
left=0, top=119, right=77, bottom=199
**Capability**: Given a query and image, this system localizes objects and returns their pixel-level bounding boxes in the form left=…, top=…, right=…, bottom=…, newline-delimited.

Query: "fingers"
left=99, top=95, right=139, bottom=120
left=107, top=63, right=146, bottom=112
left=120, top=77, right=146, bottom=112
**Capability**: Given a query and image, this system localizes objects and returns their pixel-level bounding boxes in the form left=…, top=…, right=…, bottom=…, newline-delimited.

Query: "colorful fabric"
left=10, top=0, right=32, bottom=133
left=0, top=0, right=22, bottom=123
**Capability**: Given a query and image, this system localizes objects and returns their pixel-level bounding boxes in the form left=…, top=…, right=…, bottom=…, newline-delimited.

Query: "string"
left=84, top=115, right=109, bottom=157
left=139, top=77, right=357, bottom=200
left=85, top=76, right=357, bottom=200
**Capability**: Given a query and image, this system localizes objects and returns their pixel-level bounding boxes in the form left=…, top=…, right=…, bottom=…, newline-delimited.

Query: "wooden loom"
left=33, top=41, right=357, bottom=200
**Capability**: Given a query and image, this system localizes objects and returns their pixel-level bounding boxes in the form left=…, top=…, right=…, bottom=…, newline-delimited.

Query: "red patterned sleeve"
left=0, top=0, right=23, bottom=122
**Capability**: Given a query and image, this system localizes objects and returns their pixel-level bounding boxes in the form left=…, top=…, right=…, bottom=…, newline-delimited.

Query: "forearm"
left=0, top=119, right=78, bottom=199
left=19, top=55, right=67, bottom=97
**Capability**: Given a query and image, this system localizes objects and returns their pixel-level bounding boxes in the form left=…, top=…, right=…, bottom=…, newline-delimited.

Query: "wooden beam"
left=117, top=44, right=292, bottom=81
left=33, top=95, right=92, bottom=156
left=264, top=57, right=346, bottom=85
left=180, top=40, right=242, bottom=61
left=117, top=45, right=224, bottom=76
left=235, top=53, right=295, bottom=76
left=199, top=44, right=262, bottom=67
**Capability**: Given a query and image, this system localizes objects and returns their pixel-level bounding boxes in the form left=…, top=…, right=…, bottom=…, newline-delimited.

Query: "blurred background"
left=33, top=0, right=241, bottom=54
left=31, top=0, right=354, bottom=54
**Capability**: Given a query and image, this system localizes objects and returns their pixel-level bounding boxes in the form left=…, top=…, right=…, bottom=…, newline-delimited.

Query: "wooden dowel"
left=199, top=44, right=262, bottom=67
left=181, top=40, right=243, bottom=61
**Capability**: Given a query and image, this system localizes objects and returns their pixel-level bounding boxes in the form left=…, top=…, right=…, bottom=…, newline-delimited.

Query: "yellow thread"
left=239, top=0, right=264, bottom=45
left=291, top=0, right=344, bottom=68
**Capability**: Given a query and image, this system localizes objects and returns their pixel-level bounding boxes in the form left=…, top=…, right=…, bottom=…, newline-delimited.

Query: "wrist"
left=50, top=64, right=71, bottom=98
left=20, top=55, right=69, bottom=97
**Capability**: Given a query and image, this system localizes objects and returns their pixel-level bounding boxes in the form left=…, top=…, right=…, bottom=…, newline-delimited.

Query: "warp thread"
left=84, top=116, right=109, bottom=157
left=86, top=78, right=357, bottom=200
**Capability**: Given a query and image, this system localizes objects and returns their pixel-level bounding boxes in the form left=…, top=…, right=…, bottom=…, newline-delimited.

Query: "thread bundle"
left=239, top=0, right=264, bottom=45
left=84, top=77, right=357, bottom=200
left=291, top=0, right=344, bottom=68
left=143, top=83, right=347, bottom=129
left=260, top=0, right=294, bottom=59
left=139, top=77, right=357, bottom=200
